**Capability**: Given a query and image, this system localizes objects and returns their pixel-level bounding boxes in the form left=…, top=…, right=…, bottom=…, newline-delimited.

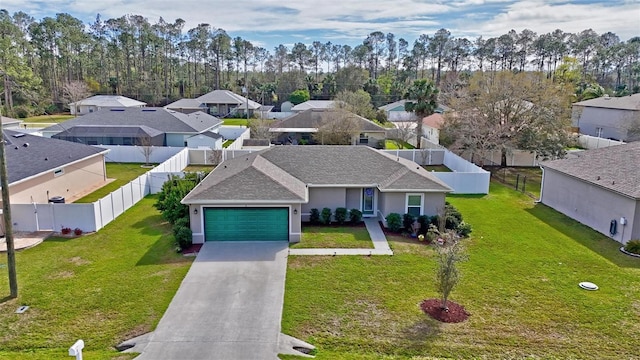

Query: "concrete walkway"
left=0, top=232, right=52, bottom=252
left=131, top=241, right=291, bottom=360
left=288, top=218, right=393, bottom=256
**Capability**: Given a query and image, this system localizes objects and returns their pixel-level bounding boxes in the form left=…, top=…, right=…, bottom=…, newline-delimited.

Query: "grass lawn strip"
left=291, top=226, right=374, bottom=249
left=22, top=114, right=75, bottom=124
left=0, top=196, right=193, bottom=359
left=282, top=183, right=640, bottom=359
left=74, top=163, right=152, bottom=203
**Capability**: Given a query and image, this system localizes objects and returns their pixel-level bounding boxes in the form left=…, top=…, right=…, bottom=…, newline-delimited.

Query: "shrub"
left=309, top=208, right=320, bottom=224
left=349, top=209, right=363, bottom=223
left=334, top=207, right=347, bottom=225
left=60, top=226, right=72, bottom=235
left=321, top=207, right=332, bottom=225
left=445, top=203, right=463, bottom=230
left=173, top=225, right=193, bottom=250
left=155, top=173, right=202, bottom=224
left=403, top=213, right=415, bottom=231
left=426, top=224, right=440, bottom=243
left=417, top=215, right=430, bottom=236
left=73, top=228, right=83, bottom=236
left=624, top=240, right=640, bottom=255
left=174, top=216, right=190, bottom=229
left=385, top=213, right=402, bottom=233
left=457, top=221, right=472, bottom=237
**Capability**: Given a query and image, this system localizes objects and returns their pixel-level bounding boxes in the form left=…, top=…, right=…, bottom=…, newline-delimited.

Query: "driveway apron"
left=135, top=241, right=289, bottom=360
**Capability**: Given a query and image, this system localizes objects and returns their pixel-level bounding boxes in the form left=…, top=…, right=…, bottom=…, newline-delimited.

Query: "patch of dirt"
left=182, top=243, right=202, bottom=255
left=119, top=324, right=152, bottom=344
left=68, top=256, right=91, bottom=266
left=48, top=270, right=75, bottom=279
left=420, top=298, right=470, bottom=323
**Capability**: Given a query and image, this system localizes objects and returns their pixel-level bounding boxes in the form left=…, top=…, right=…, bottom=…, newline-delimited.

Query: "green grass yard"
left=282, top=183, right=640, bottom=359
left=222, top=118, right=248, bottom=126
left=385, top=140, right=416, bottom=149
left=0, top=196, right=193, bottom=359
left=489, top=166, right=542, bottom=199
left=75, top=163, right=152, bottom=203
left=291, top=226, right=373, bottom=249
left=22, top=114, right=74, bottom=123
left=423, top=165, right=451, bottom=172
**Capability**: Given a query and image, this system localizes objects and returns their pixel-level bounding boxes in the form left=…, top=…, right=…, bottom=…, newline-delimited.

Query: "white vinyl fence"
left=220, top=127, right=251, bottom=150
left=11, top=148, right=189, bottom=233
left=577, top=135, right=625, bottom=149
left=97, top=145, right=184, bottom=163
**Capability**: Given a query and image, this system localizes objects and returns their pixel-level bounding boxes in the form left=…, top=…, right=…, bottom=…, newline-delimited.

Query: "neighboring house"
left=291, top=100, right=336, bottom=112
left=163, top=98, right=207, bottom=114
left=1, top=130, right=109, bottom=205
left=268, top=109, right=387, bottom=148
left=572, top=93, right=640, bottom=141
left=42, top=108, right=223, bottom=148
left=69, top=95, right=146, bottom=115
left=422, top=113, right=445, bottom=144
left=540, top=142, right=640, bottom=244
left=242, top=139, right=271, bottom=150
left=379, top=100, right=450, bottom=122
left=1, top=116, right=23, bottom=129
left=182, top=145, right=452, bottom=243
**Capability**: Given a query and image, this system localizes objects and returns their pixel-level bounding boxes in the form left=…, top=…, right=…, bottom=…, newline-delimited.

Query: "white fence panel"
left=222, top=149, right=258, bottom=162
left=219, top=126, right=248, bottom=139
left=150, top=148, right=189, bottom=172
left=97, top=145, right=184, bottom=163
left=98, top=197, right=115, bottom=226
left=11, top=204, right=48, bottom=232
left=433, top=172, right=491, bottom=194
left=222, top=128, right=251, bottom=150
left=381, top=149, right=445, bottom=165
left=577, top=135, right=625, bottom=149
left=121, top=182, right=134, bottom=210
left=149, top=172, right=185, bottom=194
left=110, top=189, right=125, bottom=219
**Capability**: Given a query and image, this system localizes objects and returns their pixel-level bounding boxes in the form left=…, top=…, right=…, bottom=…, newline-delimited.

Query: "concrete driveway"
left=133, top=241, right=289, bottom=360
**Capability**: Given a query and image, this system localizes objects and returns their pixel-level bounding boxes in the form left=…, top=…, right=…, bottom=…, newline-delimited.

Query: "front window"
left=406, top=194, right=423, bottom=217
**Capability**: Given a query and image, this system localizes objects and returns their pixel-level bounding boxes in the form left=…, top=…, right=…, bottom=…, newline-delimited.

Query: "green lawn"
left=0, top=196, right=193, bottom=359
left=423, top=165, right=451, bottom=172
left=385, top=140, right=416, bottom=149
left=22, top=114, right=74, bottom=123
left=74, top=163, right=152, bottom=203
left=183, top=165, right=215, bottom=173
left=291, top=226, right=373, bottom=249
left=282, top=183, right=640, bottom=359
left=223, top=118, right=248, bottom=126
left=223, top=139, right=234, bottom=148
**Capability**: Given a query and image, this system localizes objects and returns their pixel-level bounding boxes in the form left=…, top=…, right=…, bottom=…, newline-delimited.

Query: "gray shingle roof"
left=541, top=142, right=640, bottom=199
left=291, top=100, right=336, bottom=111
left=196, top=90, right=262, bottom=110
left=69, top=95, right=146, bottom=107
left=182, top=145, right=452, bottom=203
left=164, top=98, right=207, bottom=109
left=42, top=108, right=221, bottom=134
left=573, top=93, right=640, bottom=111
left=188, top=131, right=223, bottom=140
left=53, top=125, right=163, bottom=138
left=3, top=130, right=107, bottom=184
left=271, top=109, right=386, bottom=132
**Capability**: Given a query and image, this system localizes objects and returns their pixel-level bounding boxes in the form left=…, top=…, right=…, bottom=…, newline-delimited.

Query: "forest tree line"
left=1, top=9, right=639, bottom=118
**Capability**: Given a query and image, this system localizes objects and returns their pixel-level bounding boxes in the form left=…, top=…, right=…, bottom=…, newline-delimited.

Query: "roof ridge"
left=251, top=155, right=307, bottom=199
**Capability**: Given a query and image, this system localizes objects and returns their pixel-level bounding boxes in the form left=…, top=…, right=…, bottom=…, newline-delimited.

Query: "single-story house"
left=268, top=109, right=387, bottom=148
left=42, top=108, right=223, bottom=148
left=291, top=100, right=336, bottom=112
left=167, top=89, right=270, bottom=118
left=422, top=113, right=445, bottom=144
left=2, top=130, right=109, bottom=205
left=1, top=116, right=23, bottom=129
left=572, top=93, right=640, bottom=141
left=163, top=98, right=208, bottom=114
left=69, top=95, right=146, bottom=115
left=182, top=145, right=452, bottom=243
left=379, top=99, right=450, bottom=122
left=540, top=142, right=640, bottom=244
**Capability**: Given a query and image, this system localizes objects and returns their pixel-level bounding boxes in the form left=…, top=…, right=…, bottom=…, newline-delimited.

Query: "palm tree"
left=404, top=79, right=439, bottom=149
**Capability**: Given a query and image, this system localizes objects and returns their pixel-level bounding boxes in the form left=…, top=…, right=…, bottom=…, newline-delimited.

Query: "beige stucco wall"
left=346, top=188, right=361, bottom=210
left=541, top=168, right=637, bottom=244
left=189, top=203, right=302, bottom=244
left=9, top=155, right=107, bottom=204
left=301, top=187, right=347, bottom=213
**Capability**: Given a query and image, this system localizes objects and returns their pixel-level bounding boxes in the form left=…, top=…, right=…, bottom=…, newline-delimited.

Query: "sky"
left=2, top=0, right=639, bottom=49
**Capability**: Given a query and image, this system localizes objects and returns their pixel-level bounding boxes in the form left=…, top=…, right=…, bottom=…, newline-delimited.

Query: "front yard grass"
left=75, top=163, right=152, bottom=203
left=282, top=182, right=640, bottom=359
left=291, top=226, right=373, bottom=249
left=0, top=196, right=193, bottom=359
left=22, top=114, right=75, bottom=123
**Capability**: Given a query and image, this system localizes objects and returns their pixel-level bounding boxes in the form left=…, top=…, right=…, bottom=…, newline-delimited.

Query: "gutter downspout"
left=536, top=165, right=545, bottom=203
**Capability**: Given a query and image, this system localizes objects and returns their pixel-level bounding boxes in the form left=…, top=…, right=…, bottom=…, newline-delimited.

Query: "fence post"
left=515, top=173, right=520, bottom=190
left=522, top=176, right=526, bottom=193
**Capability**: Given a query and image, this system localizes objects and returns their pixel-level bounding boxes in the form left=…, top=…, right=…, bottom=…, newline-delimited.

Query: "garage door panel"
left=205, top=208, right=288, bottom=241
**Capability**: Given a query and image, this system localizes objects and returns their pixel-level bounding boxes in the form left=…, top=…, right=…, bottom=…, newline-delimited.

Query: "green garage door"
left=204, top=207, right=289, bottom=241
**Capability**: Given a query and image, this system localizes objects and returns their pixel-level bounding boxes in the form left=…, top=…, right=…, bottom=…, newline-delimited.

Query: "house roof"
left=187, top=131, right=223, bottom=140
left=379, top=100, right=451, bottom=113
left=573, top=93, right=640, bottom=111
left=541, top=142, right=640, bottom=199
left=164, top=98, right=207, bottom=110
left=269, top=109, right=386, bottom=133
left=1, top=116, right=22, bottom=126
left=69, top=95, right=146, bottom=107
left=422, top=113, right=445, bottom=129
left=196, top=90, right=262, bottom=110
left=291, top=100, right=336, bottom=111
left=53, top=125, right=164, bottom=138
left=42, top=108, right=222, bottom=134
left=243, top=139, right=271, bottom=147
left=2, top=130, right=108, bottom=185
left=182, top=146, right=452, bottom=204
